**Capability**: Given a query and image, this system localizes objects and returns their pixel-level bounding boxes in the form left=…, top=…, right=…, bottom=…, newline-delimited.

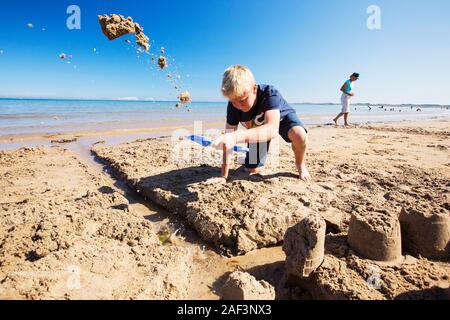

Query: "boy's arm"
left=206, top=110, right=280, bottom=184
left=213, top=110, right=280, bottom=150
left=221, top=123, right=238, bottom=179
left=203, top=122, right=238, bottom=185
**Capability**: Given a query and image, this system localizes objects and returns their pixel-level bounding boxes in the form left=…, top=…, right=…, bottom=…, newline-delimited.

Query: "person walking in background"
left=333, top=73, right=359, bottom=128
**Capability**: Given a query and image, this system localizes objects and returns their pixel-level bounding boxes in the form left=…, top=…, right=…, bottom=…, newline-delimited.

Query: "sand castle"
left=279, top=209, right=449, bottom=299
left=281, top=213, right=385, bottom=299
left=347, top=211, right=402, bottom=262
left=283, top=213, right=326, bottom=278
left=400, top=207, right=449, bottom=260
left=347, top=208, right=449, bottom=262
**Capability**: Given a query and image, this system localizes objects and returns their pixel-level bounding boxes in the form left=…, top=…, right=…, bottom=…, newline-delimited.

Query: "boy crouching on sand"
left=206, top=65, right=311, bottom=184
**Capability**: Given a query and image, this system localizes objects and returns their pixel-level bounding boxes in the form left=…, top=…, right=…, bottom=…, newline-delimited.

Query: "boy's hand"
left=212, top=132, right=238, bottom=151
left=203, top=177, right=227, bottom=185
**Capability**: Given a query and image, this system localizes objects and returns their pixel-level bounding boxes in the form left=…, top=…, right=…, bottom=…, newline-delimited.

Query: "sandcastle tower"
left=283, top=213, right=326, bottom=278
left=399, top=207, right=449, bottom=260
left=347, top=211, right=402, bottom=262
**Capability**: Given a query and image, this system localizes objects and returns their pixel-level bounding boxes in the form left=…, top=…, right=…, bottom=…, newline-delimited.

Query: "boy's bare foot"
left=244, top=167, right=260, bottom=175
left=297, top=163, right=311, bottom=182
left=344, top=124, right=352, bottom=129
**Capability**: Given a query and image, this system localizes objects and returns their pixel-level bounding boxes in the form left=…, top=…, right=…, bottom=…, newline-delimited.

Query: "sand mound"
left=92, top=139, right=309, bottom=255
left=91, top=128, right=450, bottom=259
left=0, top=147, right=193, bottom=299
left=221, top=271, right=275, bottom=300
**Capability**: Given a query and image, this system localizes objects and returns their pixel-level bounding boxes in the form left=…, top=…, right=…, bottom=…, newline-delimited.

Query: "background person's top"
left=226, top=84, right=295, bottom=128
left=343, top=80, right=355, bottom=94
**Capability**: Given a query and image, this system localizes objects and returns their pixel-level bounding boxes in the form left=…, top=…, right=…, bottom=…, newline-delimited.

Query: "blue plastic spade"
left=187, top=135, right=249, bottom=153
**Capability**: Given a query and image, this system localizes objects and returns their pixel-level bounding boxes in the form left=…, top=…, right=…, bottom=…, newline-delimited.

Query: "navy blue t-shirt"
left=226, top=84, right=295, bottom=128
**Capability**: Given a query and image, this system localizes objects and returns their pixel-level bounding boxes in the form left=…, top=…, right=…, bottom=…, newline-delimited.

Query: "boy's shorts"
left=244, top=112, right=307, bottom=169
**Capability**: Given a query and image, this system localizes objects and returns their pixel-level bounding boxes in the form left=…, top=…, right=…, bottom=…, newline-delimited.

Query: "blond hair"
left=221, top=65, right=256, bottom=100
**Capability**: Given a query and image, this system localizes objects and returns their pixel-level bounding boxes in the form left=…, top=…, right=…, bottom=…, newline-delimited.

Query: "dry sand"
left=1, top=119, right=449, bottom=299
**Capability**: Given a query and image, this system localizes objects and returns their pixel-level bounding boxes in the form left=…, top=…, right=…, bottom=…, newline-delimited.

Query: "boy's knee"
left=289, top=126, right=308, bottom=145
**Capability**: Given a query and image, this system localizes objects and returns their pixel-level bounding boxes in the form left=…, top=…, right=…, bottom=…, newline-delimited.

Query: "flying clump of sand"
left=98, top=14, right=150, bottom=51
left=98, top=14, right=192, bottom=110
left=158, top=56, right=167, bottom=69
left=178, top=91, right=191, bottom=105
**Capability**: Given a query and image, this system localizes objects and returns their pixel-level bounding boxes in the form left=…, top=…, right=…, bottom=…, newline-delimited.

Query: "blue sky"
left=0, top=0, right=449, bottom=104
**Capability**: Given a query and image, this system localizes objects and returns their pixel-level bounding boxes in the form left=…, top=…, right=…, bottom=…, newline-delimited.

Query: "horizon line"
left=0, top=97, right=448, bottom=107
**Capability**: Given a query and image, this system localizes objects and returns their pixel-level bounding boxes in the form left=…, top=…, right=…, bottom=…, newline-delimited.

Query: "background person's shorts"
left=341, top=93, right=351, bottom=113
left=245, top=112, right=307, bottom=169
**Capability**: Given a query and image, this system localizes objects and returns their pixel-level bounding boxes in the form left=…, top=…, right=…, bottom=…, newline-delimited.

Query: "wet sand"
left=0, top=119, right=449, bottom=299
left=0, top=120, right=224, bottom=148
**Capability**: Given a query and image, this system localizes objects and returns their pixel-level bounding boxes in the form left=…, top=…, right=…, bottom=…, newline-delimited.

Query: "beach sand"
left=0, top=146, right=196, bottom=299
left=0, top=119, right=449, bottom=299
